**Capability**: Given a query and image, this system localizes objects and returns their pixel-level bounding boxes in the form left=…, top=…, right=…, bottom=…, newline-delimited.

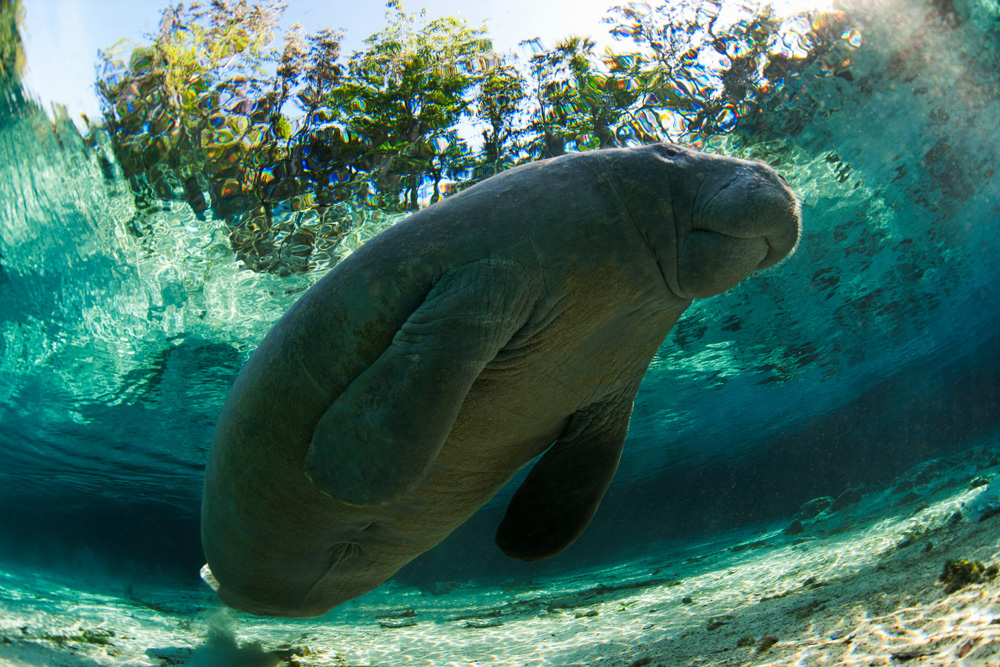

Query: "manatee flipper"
left=304, top=259, right=539, bottom=506
left=495, top=394, right=634, bottom=561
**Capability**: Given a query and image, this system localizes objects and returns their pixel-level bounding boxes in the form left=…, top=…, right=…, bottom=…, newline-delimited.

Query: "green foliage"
left=93, top=0, right=849, bottom=275
left=603, top=1, right=851, bottom=142
left=474, top=58, right=526, bottom=177
left=96, top=0, right=346, bottom=274
left=522, top=36, right=597, bottom=158
left=520, top=34, right=646, bottom=159
left=331, top=0, right=492, bottom=210
left=98, top=0, right=284, bottom=200
left=0, top=0, right=24, bottom=83
left=940, top=558, right=999, bottom=593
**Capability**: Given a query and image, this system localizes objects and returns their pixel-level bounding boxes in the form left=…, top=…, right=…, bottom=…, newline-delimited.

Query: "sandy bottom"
left=1, top=444, right=999, bottom=667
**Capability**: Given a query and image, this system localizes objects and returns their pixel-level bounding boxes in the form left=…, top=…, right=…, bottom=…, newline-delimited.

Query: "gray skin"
left=200, top=143, right=802, bottom=618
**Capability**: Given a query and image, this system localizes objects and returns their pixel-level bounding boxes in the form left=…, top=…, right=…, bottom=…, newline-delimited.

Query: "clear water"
left=1, top=0, right=1000, bottom=664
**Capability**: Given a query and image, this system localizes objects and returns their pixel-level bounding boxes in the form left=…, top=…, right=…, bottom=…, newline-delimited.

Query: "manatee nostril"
left=658, top=143, right=682, bottom=158
left=777, top=173, right=789, bottom=186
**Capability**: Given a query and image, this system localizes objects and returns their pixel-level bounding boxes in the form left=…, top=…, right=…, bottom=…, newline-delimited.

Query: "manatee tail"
left=200, top=563, right=220, bottom=592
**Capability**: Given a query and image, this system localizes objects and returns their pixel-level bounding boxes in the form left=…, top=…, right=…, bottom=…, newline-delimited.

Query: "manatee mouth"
left=673, top=230, right=772, bottom=300
left=697, top=172, right=800, bottom=267
left=674, top=168, right=800, bottom=300
left=707, top=229, right=790, bottom=270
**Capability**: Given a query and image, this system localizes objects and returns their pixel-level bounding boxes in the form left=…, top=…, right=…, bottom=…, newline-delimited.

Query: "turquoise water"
left=1, top=0, right=1000, bottom=663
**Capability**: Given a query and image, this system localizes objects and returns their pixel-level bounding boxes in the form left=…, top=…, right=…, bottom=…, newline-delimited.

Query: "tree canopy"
left=94, top=0, right=854, bottom=275
left=0, top=0, right=25, bottom=85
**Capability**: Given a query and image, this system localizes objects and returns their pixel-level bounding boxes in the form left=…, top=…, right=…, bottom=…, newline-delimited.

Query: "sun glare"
left=770, top=0, right=837, bottom=16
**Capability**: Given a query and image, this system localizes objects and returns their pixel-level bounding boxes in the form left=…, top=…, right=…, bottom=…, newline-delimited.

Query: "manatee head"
left=623, top=143, right=802, bottom=300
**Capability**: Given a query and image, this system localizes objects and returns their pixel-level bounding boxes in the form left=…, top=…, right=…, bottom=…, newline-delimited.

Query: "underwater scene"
left=1, top=0, right=1000, bottom=664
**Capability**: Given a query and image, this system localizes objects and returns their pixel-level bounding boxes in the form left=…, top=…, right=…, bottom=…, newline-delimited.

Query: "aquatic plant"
left=939, top=558, right=999, bottom=593
left=757, top=635, right=780, bottom=652
left=39, top=628, right=116, bottom=647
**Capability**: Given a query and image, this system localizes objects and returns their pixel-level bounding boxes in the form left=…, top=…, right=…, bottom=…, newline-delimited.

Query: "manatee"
left=200, top=143, right=802, bottom=617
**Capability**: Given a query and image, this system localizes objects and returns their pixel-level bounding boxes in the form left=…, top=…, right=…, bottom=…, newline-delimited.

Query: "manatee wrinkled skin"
left=200, top=143, right=802, bottom=617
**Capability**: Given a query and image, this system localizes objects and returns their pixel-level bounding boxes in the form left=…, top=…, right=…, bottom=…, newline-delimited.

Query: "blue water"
left=1, top=0, right=999, bottom=641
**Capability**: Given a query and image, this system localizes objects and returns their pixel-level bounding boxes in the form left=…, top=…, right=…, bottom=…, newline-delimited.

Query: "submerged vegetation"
left=940, top=558, right=999, bottom=594
left=91, top=0, right=854, bottom=274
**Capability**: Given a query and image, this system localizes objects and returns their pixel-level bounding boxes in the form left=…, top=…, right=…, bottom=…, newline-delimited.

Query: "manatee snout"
left=744, top=168, right=801, bottom=269
left=677, top=157, right=801, bottom=299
